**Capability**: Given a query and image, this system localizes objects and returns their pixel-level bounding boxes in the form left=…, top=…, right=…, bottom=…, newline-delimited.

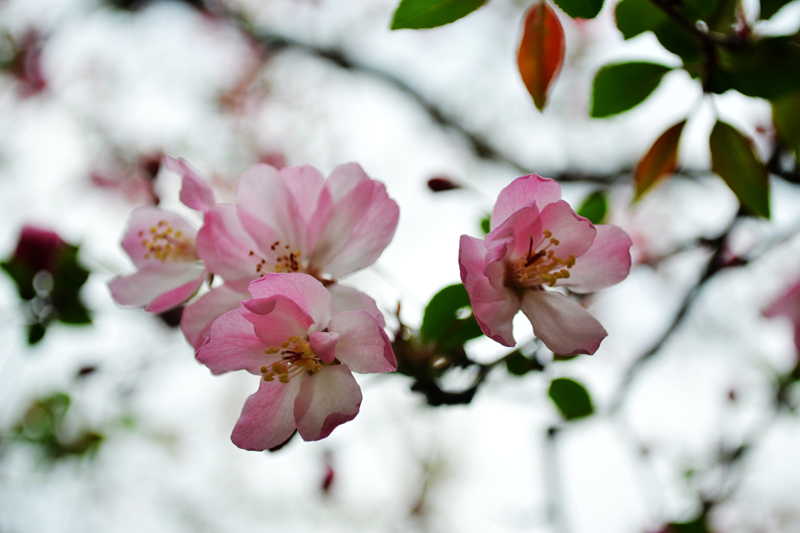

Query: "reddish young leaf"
left=634, top=119, right=686, bottom=202
left=517, top=2, right=565, bottom=111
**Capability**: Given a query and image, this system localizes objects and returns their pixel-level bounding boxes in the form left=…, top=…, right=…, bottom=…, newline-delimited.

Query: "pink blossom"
left=179, top=161, right=398, bottom=348
left=197, top=273, right=396, bottom=451
left=109, top=207, right=207, bottom=313
left=459, top=175, right=632, bottom=355
left=764, top=278, right=800, bottom=356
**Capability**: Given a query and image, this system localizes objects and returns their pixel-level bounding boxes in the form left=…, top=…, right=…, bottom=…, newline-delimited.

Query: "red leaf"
left=517, top=2, right=565, bottom=111
left=634, top=120, right=686, bottom=202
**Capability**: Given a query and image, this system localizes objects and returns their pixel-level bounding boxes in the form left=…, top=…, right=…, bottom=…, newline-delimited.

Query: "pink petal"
left=231, top=378, right=302, bottom=451
left=237, top=164, right=307, bottom=255
left=196, top=309, right=272, bottom=375
left=121, top=207, right=197, bottom=269
left=563, top=224, right=633, bottom=293
left=109, top=262, right=205, bottom=309
left=163, top=156, right=215, bottom=212
left=520, top=290, right=607, bottom=355
left=196, top=205, right=273, bottom=291
left=293, top=364, right=361, bottom=441
left=327, top=283, right=386, bottom=327
left=181, top=285, right=248, bottom=349
left=242, top=296, right=316, bottom=348
left=247, top=273, right=332, bottom=327
left=764, top=278, right=800, bottom=322
left=491, top=174, right=562, bottom=231
left=459, top=235, right=520, bottom=347
left=144, top=271, right=206, bottom=314
left=485, top=204, right=543, bottom=264
left=310, top=331, right=339, bottom=364
left=325, top=162, right=372, bottom=201
left=327, top=311, right=396, bottom=373
left=278, top=165, right=326, bottom=220
left=310, top=179, right=399, bottom=279
left=536, top=200, right=597, bottom=260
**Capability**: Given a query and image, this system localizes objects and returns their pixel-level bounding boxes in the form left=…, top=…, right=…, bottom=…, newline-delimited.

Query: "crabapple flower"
left=459, top=175, right=632, bottom=355
left=180, top=161, right=399, bottom=348
left=197, top=273, right=396, bottom=451
left=764, top=277, right=800, bottom=356
left=109, top=207, right=207, bottom=313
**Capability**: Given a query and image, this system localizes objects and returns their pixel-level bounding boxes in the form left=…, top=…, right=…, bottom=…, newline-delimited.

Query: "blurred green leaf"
left=614, top=0, right=665, bottom=39
left=709, top=120, right=770, bottom=218
left=27, top=322, right=47, bottom=345
left=668, top=515, right=710, bottom=533
left=577, top=190, right=608, bottom=224
left=420, top=284, right=483, bottom=350
left=760, top=0, right=793, bottom=20
left=505, top=351, right=545, bottom=376
left=590, top=62, right=672, bottom=118
left=480, top=215, right=491, bottom=235
left=548, top=377, right=594, bottom=420
left=391, top=0, right=487, bottom=29
left=708, top=37, right=800, bottom=100
left=773, top=92, right=800, bottom=157
left=553, top=0, right=604, bottom=19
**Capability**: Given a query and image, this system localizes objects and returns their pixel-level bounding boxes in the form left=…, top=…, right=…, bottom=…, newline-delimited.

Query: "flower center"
left=260, top=335, right=323, bottom=384
left=138, top=221, right=195, bottom=262
left=512, top=229, right=576, bottom=288
left=249, top=240, right=303, bottom=277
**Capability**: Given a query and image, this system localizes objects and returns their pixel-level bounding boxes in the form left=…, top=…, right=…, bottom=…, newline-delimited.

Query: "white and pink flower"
left=764, top=277, right=800, bottom=356
left=177, top=161, right=399, bottom=348
left=459, top=175, right=632, bottom=355
left=197, top=273, right=396, bottom=450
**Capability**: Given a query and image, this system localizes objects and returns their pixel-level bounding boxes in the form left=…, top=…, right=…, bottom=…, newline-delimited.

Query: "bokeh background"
left=1, top=0, right=800, bottom=532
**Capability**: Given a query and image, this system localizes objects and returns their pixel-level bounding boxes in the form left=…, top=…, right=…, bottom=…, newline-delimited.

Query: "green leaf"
left=708, top=37, right=800, bottom=100
left=505, top=351, right=544, bottom=376
left=577, top=190, right=608, bottom=224
left=773, top=92, right=800, bottom=158
left=27, top=322, right=47, bottom=345
left=553, top=0, right=604, bottom=19
left=548, top=377, right=594, bottom=420
left=420, top=284, right=483, bottom=350
left=614, top=0, right=666, bottom=39
left=590, top=62, right=672, bottom=118
left=391, top=0, right=487, bottom=30
left=668, top=515, right=710, bottom=533
left=709, top=121, right=770, bottom=218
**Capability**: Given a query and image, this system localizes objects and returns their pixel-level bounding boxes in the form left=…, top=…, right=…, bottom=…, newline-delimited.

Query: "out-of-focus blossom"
left=109, top=207, right=207, bottom=313
left=10, top=225, right=65, bottom=276
left=196, top=273, right=396, bottom=451
left=764, top=277, right=800, bottom=355
left=90, top=153, right=163, bottom=204
left=176, top=160, right=399, bottom=348
left=459, top=175, right=632, bottom=355
left=8, top=30, right=47, bottom=98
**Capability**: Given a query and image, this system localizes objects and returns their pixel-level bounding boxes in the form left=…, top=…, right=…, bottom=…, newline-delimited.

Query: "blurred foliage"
left=0, top=226, right=92, bottom=344
left=590, top=62, right=673, bottom=118
left=516, top=2, right=565, bottom=112
left=10, top=392, right=104, bottom=461
left=634, top=120, right=686, bottom=202
left=390, top=0, right=487, bottom=30
left=576, top=190, right=608, bottom=224
left=548, top=378, right=594, bottom=420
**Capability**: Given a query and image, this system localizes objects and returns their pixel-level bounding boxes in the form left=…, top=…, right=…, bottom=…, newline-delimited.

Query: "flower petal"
left=310, top=177, right=399, bottom=278
left=181, top=285, right=248, bottom=349
left=196, top=204, right=273, bottom=291
left=196, top=309, right=271, bottom=375
left=278, top=165, right=326, bottom=220
left=247, top=273, right=332, bottom=327
left=491, top=174, right=562, bottom=231
left=120, top=207, right=197, bottom=269
left=563, top=224, right=632, bottom=293
left=537, top=200, right=596, bottom=260
left=144, top=271, right=206, bottom=314
left=327, top=311, right=396, bottom=373
left=163, top=156, right=215, bottom=212
left=242, top=296, right=316, bottom=348
left=310, top=331, right=339, bottom=364
left=237, top=164, right=306, bottom=256
left=486, top=204, right=543, bottom=264
left=294, top=364, right=361, bottom=441
left=327, top=283, right=385, bottom=327
left=231, top=378, right=301, bottom=451
left=109, top=262, right=205, bottom=310
left=520, top=290, right=607, bottom=355
left=459, top=235, right=520, bottom=347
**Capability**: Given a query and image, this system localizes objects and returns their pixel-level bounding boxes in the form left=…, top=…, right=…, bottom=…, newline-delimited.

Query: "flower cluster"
left=110, top=157, right=399, bottom=450
left=459, top=174, right=632, bottom=355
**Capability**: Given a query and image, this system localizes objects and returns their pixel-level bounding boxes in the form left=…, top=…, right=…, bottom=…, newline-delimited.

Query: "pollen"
left=260, top=335, right=324, bottom=384
left=137, top=221, right=195, bottom=262
left=512, top=229, right=576, bottom=289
